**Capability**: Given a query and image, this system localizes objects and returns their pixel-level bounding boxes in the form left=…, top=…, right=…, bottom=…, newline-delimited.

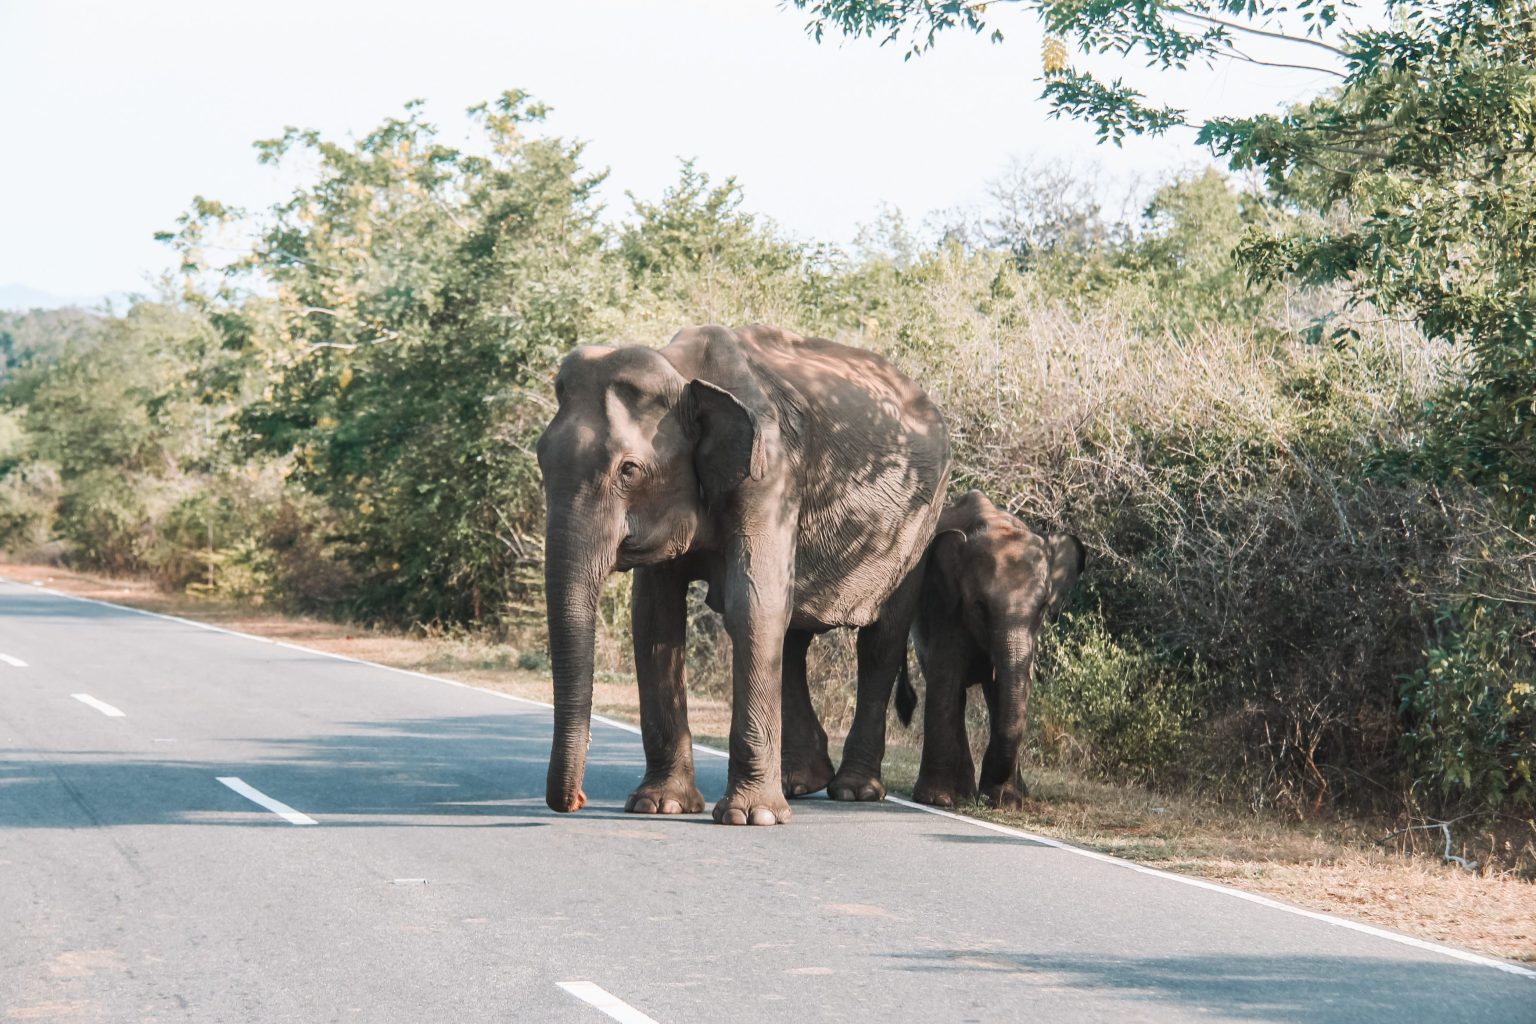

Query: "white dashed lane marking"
left=71, top=693, right=125, bottom=717
left=0, top=653, right=27, bottom=667
left=556, top=981, right=661, bottom=1024
left=216, top=777, right=318, bottom=825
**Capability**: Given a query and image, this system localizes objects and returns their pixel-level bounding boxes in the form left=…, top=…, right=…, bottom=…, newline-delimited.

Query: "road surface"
left=1, top=579, right=1532, bottom=1023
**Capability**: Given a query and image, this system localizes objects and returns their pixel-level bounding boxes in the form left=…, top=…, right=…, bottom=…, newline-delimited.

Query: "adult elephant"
left=537, top=324, right=950, bottom=825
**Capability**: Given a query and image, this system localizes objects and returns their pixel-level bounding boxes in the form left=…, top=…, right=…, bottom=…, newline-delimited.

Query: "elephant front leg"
left=781, top=629, right=835, bottom=798
left=625, top=563, right=705, bottom=815
left=912, top=647, right=979, bottom=809
left=714, top=533, right=795, bottom=826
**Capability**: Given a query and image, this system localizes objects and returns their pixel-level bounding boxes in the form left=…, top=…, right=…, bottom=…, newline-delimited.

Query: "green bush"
left=1034, top=611, right=1208, bottom=785
left=54, top=470, right=153, bottom=573
left=1400, top=602, right=1536, bottom=814
left=0, top=460, right=60, bottom=556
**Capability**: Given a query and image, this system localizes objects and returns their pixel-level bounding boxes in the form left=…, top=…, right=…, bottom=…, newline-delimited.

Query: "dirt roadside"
left=4, top=560, right=1531, bottom=964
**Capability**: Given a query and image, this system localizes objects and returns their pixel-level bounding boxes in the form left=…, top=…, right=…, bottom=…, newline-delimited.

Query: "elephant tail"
left=895, top=654, right=917, bottom=727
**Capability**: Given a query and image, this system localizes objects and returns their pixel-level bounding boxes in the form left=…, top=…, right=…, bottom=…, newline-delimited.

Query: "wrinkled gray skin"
left=536, top=325, right=950, bottom=825
left=900, top=491, right=1084, bottom=810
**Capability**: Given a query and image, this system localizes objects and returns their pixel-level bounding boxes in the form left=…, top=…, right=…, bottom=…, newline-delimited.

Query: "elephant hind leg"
left=781, top=629, right=835, bottom=798
left=830, top=570, right=922, bottom=802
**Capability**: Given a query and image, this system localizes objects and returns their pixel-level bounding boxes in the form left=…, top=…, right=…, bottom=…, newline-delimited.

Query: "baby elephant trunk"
left=978, top=630, right=1036, bottom=793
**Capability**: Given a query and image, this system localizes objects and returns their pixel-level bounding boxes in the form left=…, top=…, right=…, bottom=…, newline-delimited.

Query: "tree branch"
left=1167, top=5, right=1349, bottom=58
left=1225, top=44, right=1347, bottom=78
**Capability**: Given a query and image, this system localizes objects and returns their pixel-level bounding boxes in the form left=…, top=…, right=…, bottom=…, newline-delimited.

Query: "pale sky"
left=1, top=0, right=1347, bottom=302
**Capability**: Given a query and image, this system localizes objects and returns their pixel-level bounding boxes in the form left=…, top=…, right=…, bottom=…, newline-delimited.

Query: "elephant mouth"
left=615, top=532, right=690, bottom=571
left=615, top=533, right=653, bottom=571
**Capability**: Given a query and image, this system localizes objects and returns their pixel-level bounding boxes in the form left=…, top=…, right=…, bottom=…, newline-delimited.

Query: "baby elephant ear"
left=1045, top=534, right=1086, bottom=620
left=684, top=379, right=765, bottom=505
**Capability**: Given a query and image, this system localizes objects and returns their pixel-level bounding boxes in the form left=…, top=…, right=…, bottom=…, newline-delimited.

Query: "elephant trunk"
left=543, top=510, right=618, bottom=813
left=994, top=631, right=1035, bottom=733
left=979, top=630, right=1035, bottom=787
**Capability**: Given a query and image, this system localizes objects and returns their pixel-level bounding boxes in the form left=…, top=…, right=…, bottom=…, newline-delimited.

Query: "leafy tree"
left=616, top=160, right=835, bottom=330
left=0, top=308, right=104, bottom=383
left=1121, top=168, right=1280, bottom=335
left=793, top=0, right=1536, bottom=525
left=620, top=160, right=799, bottom=280
left=163, top=92, right=615, bottom=624
left=0, top=303, right=229, bottom=572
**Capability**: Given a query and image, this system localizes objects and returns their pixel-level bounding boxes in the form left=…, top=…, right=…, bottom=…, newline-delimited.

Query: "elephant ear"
left=685, top=378, right=766, bottom=506
left=1044, top=534, right=1086, bottom=621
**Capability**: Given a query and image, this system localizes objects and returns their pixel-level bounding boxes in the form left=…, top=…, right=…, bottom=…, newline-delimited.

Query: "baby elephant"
left=898, top=491, right=1084, bottom=809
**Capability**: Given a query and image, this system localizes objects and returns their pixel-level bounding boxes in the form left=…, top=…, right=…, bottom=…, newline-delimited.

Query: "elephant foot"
left=712, top=784, right=792, bottom=826
left=625, top=773, right=705, bottom=815
left=781, top=750, right=836, bottom=798
left=827, top=767, right=886, bottom=802
left=912, top=771, right=977, bottom=809
left=980, top=779, right=1028, bottom=810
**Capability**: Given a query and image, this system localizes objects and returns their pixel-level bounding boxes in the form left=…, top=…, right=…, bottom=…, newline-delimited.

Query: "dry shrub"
left=832, top=253, right=1515, bottom=816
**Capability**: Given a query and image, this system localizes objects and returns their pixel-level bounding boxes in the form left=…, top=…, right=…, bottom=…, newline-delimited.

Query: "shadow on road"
left=886, top=949, right=1533, bottom=1023
left=0, top=713, right=693, bottom=829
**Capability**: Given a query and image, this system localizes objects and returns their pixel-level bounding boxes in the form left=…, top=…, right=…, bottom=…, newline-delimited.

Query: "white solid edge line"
left=556, top=981, right=661, bottom=1024
left=0, top=653, right=28, bottom=667
left=71, top=693, right=125, bottom=718
left=216, top=776, right=318, bottom=825
left=6, top=577, right=1532, bottom=979
left=883, top=795, right=1536, bottom=978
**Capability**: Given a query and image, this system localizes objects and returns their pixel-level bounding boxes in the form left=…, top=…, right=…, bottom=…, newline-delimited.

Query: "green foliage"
left=1, top=309, right=104, bottom=387
left=1400, top=602, right=1536, bottom=813
left=613, top=160, right=838, bottom=333
left=795, top=0, right=1536, bottom=820
left=1035, top=611, right=1207, bottom=784
left=0, top=457, right=59, bottom=555
left=0, top=303, right=235, bottom=575
left=171, top=93, right=615, bottom=625
left=1119, top=170, right=1279, bottom=336
left=620, top=161, right=801, bottom=282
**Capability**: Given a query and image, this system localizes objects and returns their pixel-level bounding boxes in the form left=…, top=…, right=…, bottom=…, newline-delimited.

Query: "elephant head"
left=534, top=342, right=765, bottom=813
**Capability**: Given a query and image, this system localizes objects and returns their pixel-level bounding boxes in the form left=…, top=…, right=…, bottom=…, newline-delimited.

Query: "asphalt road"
left=2, top=579, right=1532, bottom=1024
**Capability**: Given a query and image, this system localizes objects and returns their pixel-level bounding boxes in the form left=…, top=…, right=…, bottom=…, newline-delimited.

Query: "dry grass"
left=6, top=558, right=1532, bottom=965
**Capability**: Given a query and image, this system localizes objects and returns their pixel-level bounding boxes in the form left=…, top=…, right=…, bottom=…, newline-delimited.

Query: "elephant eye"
left=617, top=458, right=644, bottom=483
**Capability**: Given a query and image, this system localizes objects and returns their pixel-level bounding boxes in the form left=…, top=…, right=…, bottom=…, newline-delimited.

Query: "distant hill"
left=0, top=284, right=129, bottom=312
